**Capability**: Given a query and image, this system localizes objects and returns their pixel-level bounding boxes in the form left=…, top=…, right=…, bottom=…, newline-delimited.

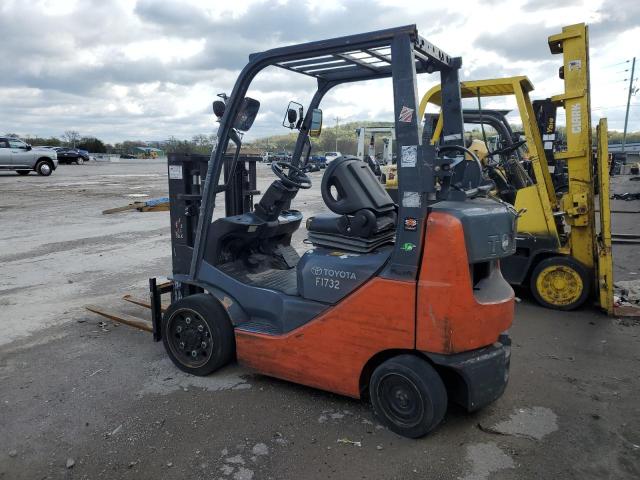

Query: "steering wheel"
left=271, top=161, right=312, bottom=189
left=491, top=139, right=527, bottom=158
left=437, top=144, right=484, bottom=189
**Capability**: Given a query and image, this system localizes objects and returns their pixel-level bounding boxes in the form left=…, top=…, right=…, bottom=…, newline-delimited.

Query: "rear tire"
left=35, top=160, right=53, bottom=176
left=530, top=256, right=590, bottom=310
left=16, top=170, right=30, bottom=176
left=369, top=354, right=447, bottom=438
left=162, top=294, right=235, bottom=376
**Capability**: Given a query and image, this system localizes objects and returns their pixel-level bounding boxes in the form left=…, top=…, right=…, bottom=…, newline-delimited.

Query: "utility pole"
left=622, top=56, right=636, bottom=153
left=334, top=116, right=340, bottom=151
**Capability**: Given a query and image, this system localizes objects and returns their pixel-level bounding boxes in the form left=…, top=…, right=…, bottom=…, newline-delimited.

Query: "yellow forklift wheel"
left=530, top=256, right=590, bottom=311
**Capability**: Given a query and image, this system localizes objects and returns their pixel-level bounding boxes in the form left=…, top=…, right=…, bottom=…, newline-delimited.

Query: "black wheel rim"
left=376, top=373, right=425, bottom=428
left=166, top=308, right=213, bottom=369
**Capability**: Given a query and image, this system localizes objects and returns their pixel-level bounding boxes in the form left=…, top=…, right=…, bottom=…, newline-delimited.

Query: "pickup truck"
left=0, top=137, right=59, bottom=176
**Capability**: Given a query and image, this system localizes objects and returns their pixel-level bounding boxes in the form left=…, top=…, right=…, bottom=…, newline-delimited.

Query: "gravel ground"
left=1, top=159, right=639, bottom=480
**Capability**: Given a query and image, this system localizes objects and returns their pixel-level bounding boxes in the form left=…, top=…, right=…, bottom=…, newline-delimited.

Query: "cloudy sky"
left=1, top=0, right=638, bottom=143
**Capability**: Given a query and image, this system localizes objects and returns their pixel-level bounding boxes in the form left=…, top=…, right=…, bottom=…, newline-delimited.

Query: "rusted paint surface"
left=235, top=278, right=415, bottom=398
left=416, top=212, right=514, bottom=354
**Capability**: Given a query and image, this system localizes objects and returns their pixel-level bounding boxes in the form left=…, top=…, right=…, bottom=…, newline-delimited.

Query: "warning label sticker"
left=402, top=191, right=421, bottom=208
left=398, top=106, right=414, bottom=123
left=571, top=103, right=582, bottom=134
left=568, top=59, right=582, bottom=71
left=401, top=145, right=417, bottom=168
left=169, top=165, right=183, bottom=180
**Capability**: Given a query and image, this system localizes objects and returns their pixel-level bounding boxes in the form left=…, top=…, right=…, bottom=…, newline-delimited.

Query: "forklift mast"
left=548, top=24, right=613, bottom=313
left=548, top=24, right=596, bottom=271
left=355, top=126, right=395, bottom=163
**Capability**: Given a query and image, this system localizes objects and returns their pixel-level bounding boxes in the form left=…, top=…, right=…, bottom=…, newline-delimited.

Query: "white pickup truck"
left=0, top=137, right=59, bottom=176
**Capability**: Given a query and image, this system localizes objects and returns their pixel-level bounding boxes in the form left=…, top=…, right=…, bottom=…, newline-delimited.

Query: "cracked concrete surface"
left=1, top=160, right=640, bottom=479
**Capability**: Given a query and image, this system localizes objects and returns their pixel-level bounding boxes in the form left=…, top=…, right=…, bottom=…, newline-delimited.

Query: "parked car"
left=324, top=151, right=342, bottom=163
left=305, top=155, right=326, bottom=172
left=54, top=147, right=89, bottom=164
left=120, top=153, right=136, bottom=159
left=0, top=137, right=58, bottom=176
left=77, top=148, right=91, bottom=161
left=272, top=151, right=291, bottom=163
left=308, top=154, right=326, bottom=169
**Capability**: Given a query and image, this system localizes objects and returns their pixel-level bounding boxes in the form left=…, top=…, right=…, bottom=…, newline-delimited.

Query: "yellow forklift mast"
left=409, top=23, right=613, bottom=312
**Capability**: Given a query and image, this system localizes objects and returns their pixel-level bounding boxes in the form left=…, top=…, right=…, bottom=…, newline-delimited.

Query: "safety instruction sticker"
left=402, top=191, right=421, bottom=208
left=398, top=106, right=414, bottom=123
left=568, top=59, right=582, bottom=71
left=169, top=165, right=183, bottom=180
left=571, top=103, right=582, bottom=134
left=443, top=133, right=462, bottom=142
left=401, top=145, right=417, bottom=168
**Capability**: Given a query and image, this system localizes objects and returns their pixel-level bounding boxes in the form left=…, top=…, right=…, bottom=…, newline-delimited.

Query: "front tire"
left=530, top=256, right=590, bottom=310
left=369, top=354, right=447, bottom=438
left=35, top=160, right=53, bottom=176
left=162, top=294, right=235, bottom=376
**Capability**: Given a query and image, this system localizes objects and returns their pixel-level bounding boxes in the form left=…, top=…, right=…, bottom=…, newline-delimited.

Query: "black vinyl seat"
left=307, top=156, right=396, bottom=252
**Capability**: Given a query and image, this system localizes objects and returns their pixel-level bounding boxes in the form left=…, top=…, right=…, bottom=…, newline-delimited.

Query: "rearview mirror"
left=282, top=101, right=303, bottom=129
left=309, top=109, right=323, bottom=138
left=234, top=97, right=260, bottom=132
left=212, top=100, right=226, bottom=118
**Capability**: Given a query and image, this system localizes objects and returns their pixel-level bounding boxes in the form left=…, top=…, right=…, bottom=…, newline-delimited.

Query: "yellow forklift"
left=398, top=23, right=613, bottom=312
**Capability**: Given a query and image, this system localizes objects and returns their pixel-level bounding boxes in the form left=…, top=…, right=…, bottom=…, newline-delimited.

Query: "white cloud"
left=0, top=0, right=638, bottom=143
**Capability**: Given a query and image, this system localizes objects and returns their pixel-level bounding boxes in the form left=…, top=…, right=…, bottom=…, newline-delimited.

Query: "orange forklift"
left=150, top=26, right=517, bottom=438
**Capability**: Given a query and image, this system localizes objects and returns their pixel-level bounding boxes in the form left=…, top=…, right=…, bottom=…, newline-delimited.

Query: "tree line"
left=6, top=125, right=640, bottom=156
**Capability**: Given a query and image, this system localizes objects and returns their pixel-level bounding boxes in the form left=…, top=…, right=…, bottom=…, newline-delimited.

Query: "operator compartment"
left=306, top=156, right=397, bottom=253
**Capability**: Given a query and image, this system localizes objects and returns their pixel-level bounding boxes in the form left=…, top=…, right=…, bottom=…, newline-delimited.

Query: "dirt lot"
left=1, top=160, right=639, bottom=480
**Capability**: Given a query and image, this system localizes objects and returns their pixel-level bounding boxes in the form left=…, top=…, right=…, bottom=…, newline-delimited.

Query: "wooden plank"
left=139, top=204, right=169, bottom=212
left=84, top=304, right=152, bottom=333
left=102, top=204, right=137, bottom=215
left=122, top=294, right=168, bottom=312
left=614, top=305, right=640, bottom=318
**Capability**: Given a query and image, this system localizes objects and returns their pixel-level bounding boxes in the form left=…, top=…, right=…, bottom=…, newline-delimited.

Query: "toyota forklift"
left=151, top=25, right=517, bottom=438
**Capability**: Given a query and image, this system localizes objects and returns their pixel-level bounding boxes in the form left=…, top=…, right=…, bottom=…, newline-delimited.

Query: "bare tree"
left=62, top=130, right=81, bottom=148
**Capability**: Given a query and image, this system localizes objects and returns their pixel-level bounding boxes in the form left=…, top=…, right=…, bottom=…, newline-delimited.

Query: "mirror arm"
left=218, top=129, right=242, bottom=190
left=302, top=137, right=312, bottom=166
left=290, top=81, right=333, bottom=169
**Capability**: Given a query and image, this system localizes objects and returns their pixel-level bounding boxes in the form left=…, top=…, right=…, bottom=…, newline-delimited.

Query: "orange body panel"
left=235, top=278, right=415, bottom=398
left=416, top=212, right=514, bottom=354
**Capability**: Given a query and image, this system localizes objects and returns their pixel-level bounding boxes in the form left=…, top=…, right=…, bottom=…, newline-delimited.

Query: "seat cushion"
left=306, top=213, right=345, bottom=236
left=307, top=210, right=397, bottom=238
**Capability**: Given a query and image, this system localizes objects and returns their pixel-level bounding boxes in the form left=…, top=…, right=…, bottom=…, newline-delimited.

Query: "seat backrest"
left=321, top=156, right=395, bottom=215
